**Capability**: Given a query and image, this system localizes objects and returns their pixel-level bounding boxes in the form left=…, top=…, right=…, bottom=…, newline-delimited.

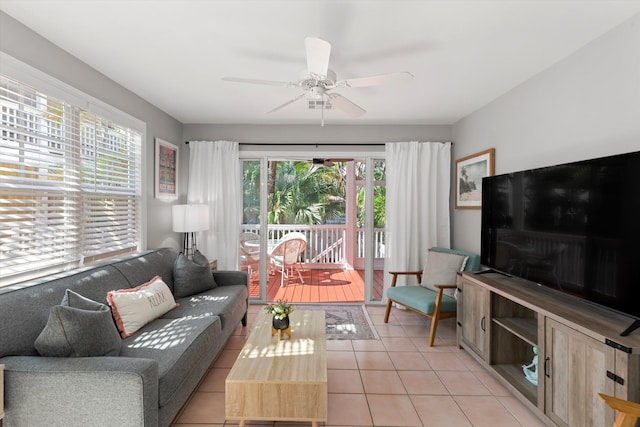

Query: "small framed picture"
left=155, top=138, right=178, bottom=200
left=455, top=148, right=495, bottom=209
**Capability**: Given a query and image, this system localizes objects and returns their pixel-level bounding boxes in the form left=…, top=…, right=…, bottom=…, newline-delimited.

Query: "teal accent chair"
left=384, top=247, right=480, bottom=346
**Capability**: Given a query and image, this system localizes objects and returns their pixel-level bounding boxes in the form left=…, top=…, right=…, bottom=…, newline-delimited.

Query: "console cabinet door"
left=458, top=277, right=489, bottom=360
left=544, top=318, right=615, bottom=427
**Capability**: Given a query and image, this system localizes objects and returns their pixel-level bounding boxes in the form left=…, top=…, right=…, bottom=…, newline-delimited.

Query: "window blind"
left=0, top=74, right=142, bottom=286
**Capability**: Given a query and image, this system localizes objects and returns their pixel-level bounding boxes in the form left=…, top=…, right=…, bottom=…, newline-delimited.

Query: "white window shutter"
left=0, top=74, right=142, bottom=285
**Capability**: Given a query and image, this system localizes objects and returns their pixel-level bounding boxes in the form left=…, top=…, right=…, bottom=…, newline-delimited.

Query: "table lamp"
left=172, top=204, right=209, bottom=257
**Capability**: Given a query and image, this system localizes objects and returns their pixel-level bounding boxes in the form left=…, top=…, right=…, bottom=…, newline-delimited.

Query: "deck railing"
left=241, top=224, right=385, bottom=267
left=356, top=228, right=386, bottom=259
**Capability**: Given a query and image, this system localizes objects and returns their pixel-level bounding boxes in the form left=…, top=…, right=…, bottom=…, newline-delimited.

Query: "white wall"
left=0, top=11, right=186, bottom=251
left=451, top=13, right=640, bottom=254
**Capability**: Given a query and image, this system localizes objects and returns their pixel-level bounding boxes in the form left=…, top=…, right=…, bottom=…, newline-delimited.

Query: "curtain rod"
left=184, top=141, right=386, bottom=146
left=184, top=141, right=449, bottom=146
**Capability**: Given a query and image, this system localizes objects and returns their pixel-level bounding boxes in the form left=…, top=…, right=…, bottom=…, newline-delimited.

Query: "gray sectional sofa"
left=0, top=248, right=248, bottom=427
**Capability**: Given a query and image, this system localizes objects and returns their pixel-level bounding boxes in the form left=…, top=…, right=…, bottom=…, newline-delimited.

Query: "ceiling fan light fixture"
left=222, top=37, right=413, bottom=125
left=307, top=86, right=325, bottom=100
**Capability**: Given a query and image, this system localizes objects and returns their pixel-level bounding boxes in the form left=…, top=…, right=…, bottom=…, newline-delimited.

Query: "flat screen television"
left=480, top=150, right=640, bottom=336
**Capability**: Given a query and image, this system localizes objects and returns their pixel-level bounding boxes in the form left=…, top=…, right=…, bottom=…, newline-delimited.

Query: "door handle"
left=480, top=316, right=486, bottom=332
left=544, top=357, right=551, bottom=378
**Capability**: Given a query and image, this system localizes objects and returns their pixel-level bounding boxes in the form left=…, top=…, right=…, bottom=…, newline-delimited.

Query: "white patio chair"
left=269, top=232, right=307, bottom=287
left=239, top=232, right=260, bottom=275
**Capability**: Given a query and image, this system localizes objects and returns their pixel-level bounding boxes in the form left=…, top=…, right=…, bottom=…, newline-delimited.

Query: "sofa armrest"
left=213, top=270, right=248, bottom=287
left=1, top=356, right=158, bottom=427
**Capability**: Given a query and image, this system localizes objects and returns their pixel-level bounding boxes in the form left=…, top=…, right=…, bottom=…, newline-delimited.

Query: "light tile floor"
left=171, top=304, right=547, bottom=427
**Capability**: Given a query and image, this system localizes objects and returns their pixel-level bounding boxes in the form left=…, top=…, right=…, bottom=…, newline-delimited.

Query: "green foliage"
left=265, top=299, right=294, bottom=320
left=242, top=159, right=386, bottom=227
left=356, top=160, right=386, bottom=228
left=242, top=161, right=260, bottom=224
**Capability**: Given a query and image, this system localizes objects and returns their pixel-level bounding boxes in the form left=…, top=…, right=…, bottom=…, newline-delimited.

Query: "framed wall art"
left=155, top=138, right=178, bottom=200
left=455, top=148, right=495, bottom=209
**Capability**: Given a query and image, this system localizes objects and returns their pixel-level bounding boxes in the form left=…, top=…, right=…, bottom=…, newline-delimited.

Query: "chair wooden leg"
left=384, top=273, right=400, bottom=323
left=428, top=313, right=439, bottom=347
left=384, top=299, right=393, bottom=323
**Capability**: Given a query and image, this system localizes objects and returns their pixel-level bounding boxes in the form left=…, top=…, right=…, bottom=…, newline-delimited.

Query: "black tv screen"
left=481, top=150, right=640, bottom=329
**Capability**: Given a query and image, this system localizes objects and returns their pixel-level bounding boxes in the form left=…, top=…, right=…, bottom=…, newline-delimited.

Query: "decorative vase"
left=272, top=315, right=290, bottom=331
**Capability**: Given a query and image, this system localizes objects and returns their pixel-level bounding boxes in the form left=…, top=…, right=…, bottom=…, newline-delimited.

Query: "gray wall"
left=0, top=11, right=186, bottom=251
left=451, top=13, right=640, bottom=254
left=182, top=124, right=453, bottom=211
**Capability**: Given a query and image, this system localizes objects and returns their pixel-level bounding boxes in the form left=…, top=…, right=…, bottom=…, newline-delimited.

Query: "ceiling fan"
left=222, top=36, right=413, bottom=125
left=311, top=157, right=353, bottom=167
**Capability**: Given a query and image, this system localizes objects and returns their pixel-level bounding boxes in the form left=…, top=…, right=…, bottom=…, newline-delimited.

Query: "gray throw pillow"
left=173, top=250, right=217, bottom=298
left=420, top=250, right=469, bottom=297
left=34, top=289, right=122, bottom=357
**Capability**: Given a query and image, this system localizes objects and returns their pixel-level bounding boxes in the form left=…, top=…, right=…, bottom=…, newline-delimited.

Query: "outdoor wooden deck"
left=248, top=268, right=384, bottom=303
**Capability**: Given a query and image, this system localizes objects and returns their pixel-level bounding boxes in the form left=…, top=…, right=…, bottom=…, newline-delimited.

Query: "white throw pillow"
left=420, top=250, right=469, bottom=297
left=107, top=276, right=178, bottom=338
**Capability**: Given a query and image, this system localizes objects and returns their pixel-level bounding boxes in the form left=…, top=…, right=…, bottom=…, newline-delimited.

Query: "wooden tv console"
left=456, top=271, right=640, bottom=427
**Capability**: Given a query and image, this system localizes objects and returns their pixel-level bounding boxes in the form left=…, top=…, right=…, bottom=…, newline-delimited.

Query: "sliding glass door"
left=240, top=154, right=384, bottom=304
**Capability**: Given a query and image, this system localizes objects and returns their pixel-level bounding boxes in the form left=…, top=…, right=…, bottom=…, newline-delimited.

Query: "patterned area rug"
left=293, top=304, right=380, bottom=340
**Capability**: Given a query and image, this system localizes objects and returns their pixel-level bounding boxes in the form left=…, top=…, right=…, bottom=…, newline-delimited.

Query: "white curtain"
left=383, top=141, right=452, bottom=294
left=187, top=140, right=240, bottom=270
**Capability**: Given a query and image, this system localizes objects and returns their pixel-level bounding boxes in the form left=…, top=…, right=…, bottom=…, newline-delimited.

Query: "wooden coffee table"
left=225, top=310, right=327, bottom=427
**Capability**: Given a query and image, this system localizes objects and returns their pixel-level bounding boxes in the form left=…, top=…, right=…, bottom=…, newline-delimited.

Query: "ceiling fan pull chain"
left=321, top=93, right=325, bottom=127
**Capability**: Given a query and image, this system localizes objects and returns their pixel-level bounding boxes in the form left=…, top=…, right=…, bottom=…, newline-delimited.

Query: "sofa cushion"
left=120, top=315, right=221, bottom=407
left=420, top=250, right=468, bottom=297
left=108, top=276, right=178, bottom=338
left=173, top=251, right=217, bottom=298
left=111, top=247, right=177, bottom=292
left=163, top=284, right=248, bottom=330
left=34, top=289, right=122, bottom=357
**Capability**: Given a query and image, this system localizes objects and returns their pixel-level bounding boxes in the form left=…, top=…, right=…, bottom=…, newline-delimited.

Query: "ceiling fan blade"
left=327, top=93, right=366, bottom=117
left=341, top=71, right=414, bottom=88
left=222, top=76, right=296, bottom=87
left=327, top=158, right=354, bottom=162
left=305, top=36, right=331, bottom=77
left=311, top=158, right=334, bottom=167
left=266, top=93, right=306, bottom=114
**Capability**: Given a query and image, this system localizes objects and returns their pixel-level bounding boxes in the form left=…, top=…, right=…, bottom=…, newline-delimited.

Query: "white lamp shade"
left=172, top=204, right=209, bottom=232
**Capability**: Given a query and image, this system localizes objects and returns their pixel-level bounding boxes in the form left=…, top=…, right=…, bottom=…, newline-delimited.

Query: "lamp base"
left=182, top=232, right=198, bottom=258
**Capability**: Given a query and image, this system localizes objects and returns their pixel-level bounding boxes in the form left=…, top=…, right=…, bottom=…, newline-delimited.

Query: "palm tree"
left=242, top=161, right=260, bottom=224
left=242, top=160, right=347, bottom=225
left=268, top=161, right=345, bottom=225
left=243, top=159, right=386, bottom=228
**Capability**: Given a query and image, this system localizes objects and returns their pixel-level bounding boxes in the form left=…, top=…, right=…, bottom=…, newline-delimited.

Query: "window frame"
left=0, top=53, right=146, bottom=287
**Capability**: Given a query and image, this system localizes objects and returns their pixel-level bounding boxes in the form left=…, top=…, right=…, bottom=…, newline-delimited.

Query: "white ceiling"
left=2, top=1, right=640, bottom=125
